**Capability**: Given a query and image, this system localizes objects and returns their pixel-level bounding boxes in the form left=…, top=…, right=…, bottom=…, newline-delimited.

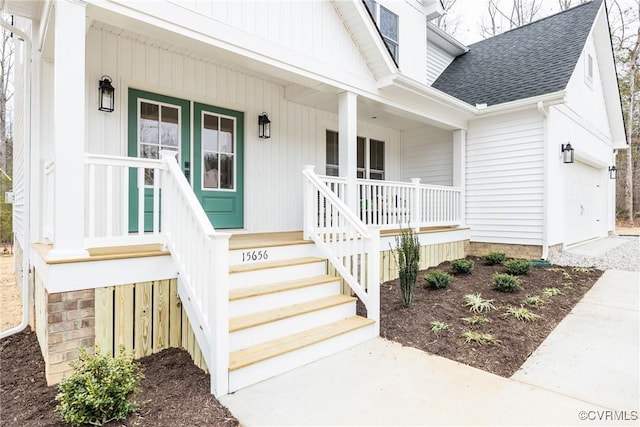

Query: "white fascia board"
left=473, top=91, right=567, bottom=118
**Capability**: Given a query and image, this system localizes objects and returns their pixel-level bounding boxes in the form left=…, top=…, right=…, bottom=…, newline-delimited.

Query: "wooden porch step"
left=229, top=275, right=339, bottom=301
left=229, top=295, right=355, bottom=332
left=229, top=256, right=324, bottom=274
left=229, top=316, right=374, bottom=371
left=229, top=231, right=308, bottom=250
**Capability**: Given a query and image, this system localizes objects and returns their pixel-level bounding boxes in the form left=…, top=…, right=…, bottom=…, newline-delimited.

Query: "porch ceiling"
left=1, top=0, right=42, bottom=21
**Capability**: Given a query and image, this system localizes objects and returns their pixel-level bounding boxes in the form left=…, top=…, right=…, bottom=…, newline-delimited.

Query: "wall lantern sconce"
left=98, top=75, right=115, bottom=112
left=258, top=112, right=271, bottom=139
left=608, top=165, right=617, bottom=180
left=561, top=143, right=574, bottom=164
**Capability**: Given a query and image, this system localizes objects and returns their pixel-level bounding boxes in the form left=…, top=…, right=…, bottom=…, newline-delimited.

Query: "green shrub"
left=451, top=258, right=475, bottom=274
left=504, top=259, right=532, bottom=275
left=424, top=270, right=453, bottom=289
left=391, top=227, right=421, bottom=308
left=484, top=252, right=506, bottom=266
left=56, top=346, right=143, bottom=426
left=493, top=272, right=520, bottom=293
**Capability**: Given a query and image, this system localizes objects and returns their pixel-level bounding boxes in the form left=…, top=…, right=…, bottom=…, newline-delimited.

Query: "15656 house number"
left=242, top=250, right=269, bottom=262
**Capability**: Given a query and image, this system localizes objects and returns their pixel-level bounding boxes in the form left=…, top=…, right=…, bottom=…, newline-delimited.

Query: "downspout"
left=537, top=101, right=549, bottom=260
left=0, top=18, right=32, bottom=339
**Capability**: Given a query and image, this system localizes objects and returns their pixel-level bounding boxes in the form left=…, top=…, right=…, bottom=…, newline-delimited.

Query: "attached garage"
left=565, top=161, right=607, bottom=246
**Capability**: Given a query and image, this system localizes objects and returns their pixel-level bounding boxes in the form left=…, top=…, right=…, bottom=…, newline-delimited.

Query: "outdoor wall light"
left=98, top=76, right=115, bottom=112
left=258, top=112, right=271, bottom=139
left=561, top=143, right=574, bottom=164
left=608, top=165, right=617, bottom=180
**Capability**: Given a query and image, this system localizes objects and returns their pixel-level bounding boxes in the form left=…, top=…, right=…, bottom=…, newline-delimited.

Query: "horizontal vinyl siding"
left=402, top=126, right=452, bottom=186
left=83, top=26, right=402, bottom=233
left=426, top=42, right=455, bottom=86
left=466, top=111, right=545, bottom=246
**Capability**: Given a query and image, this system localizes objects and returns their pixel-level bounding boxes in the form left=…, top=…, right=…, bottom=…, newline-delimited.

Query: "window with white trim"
left=326, top=130, right=385, bottom=180
left=363, top=0, right=399, bottom=62
left=585, top=53, right=593, bottom=88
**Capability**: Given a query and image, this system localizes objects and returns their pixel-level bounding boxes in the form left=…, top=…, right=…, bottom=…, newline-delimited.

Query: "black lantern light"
left=608, top=165, right=617, bottom=180
left=561, top=143, right=574, bottom=164
left=98, top=76, right=115, bottom=112
left=258, top=112, right=271, bottom=139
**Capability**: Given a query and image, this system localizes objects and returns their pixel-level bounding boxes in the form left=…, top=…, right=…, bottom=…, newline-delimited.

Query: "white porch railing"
left=43, top=160, right=55, bottom=242
left=83, top=152, right=230, bottom=396
left=302, top=165, right=380, bottom=335
left=84, top=154, right=166, bottom=248
left=319, top=175, right=462, bottom=230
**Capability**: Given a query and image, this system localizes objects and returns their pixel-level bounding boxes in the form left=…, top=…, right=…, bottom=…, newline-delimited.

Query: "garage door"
left=565, top=162, right=606, bottom=245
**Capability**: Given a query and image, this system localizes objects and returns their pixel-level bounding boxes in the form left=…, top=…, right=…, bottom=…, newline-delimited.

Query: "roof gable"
left=432, top=0, right=603, bottom=106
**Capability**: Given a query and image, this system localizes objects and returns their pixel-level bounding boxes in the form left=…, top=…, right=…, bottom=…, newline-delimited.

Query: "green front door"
left=193, top=103, right=244, bottom=229
left=128, top=89, right=190, bottom=232
left=128, top=90, right=244, bottom=230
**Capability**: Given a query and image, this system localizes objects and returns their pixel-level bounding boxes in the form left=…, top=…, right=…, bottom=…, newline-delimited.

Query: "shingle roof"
left=432, top=0, right=603, bottom=106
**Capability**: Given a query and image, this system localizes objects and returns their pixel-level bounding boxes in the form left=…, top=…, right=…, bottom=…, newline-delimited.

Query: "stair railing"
left=160, top=151, right=230, bottom=397
left=302, top=165, right=380, bottom=335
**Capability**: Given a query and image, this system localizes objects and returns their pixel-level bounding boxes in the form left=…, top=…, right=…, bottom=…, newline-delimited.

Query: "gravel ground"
left=550, top=236, right=640, bottom=272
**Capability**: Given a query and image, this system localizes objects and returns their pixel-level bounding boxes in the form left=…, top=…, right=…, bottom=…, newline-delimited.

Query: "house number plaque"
left=241, top=250, right=269, bottom=262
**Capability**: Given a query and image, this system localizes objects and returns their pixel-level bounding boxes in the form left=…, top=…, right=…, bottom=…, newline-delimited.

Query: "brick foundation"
left=36, top=282, right=96, bottom=385
left=468, top=242, right=543, bottom=259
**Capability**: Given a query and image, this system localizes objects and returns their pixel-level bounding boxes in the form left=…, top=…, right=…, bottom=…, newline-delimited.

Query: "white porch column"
left=453, top=129, right=466, bottom=225
left=50, top=0, right=88, bottom=259
left=338, top=91, right=358, bottom=213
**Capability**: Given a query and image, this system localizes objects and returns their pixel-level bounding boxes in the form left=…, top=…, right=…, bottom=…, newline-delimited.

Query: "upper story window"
left=363, top=0, right=399, bottom=62
left=585, top=53, right=594, bottom=88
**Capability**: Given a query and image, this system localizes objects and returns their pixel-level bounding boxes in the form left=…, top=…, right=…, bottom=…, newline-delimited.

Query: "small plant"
left=56, top=346, right=143, bottom=427
left=503, top=305, right=542, bottom=322
left=562, top=271, right=572, bottom=280
left=493, top=272, right=520, bottom=293
left=562, top=282, right=573, bottom=289
left=504, top=258, right=533, bottom=275
left=424, top=270, right=453, bottom=289
left=542, top=287, right=563, bottom=298
left=547, top=267, right=565, bottom=273
left=451, top=258, right=475, bottom=274
left=463, top=293, right=496, bottom=313
left=391, top=227, right=421, bottom=308
left=462, top=315, right=490, bottom=325
left=484, top=252, right=506, bottom=266
left=573, top=267, right=596, bottom=273
left=430, top=321, right=449, bottom=334
left=524, top=295, right=545, bottom=307
left=461, top=331, right=499, bottom=345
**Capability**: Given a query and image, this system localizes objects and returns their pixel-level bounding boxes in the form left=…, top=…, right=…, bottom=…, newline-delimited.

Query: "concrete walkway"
left=220, top=269, right=639, bottom=426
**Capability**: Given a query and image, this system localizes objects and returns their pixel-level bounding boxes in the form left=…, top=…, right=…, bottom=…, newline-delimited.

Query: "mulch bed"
left=367, top=256, right=603, bottom=377
left=0, top=329, right=239, bottom=427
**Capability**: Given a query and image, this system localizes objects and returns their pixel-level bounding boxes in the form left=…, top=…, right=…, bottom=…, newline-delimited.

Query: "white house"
left=1, top=0, right=625, bottom=396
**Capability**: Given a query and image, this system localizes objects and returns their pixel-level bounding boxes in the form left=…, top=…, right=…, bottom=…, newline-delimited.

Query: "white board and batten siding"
left=466, top=110, right=545, bottom=246
left=82, top=25, right=402, bottom=233
left=426, top=41, right=455, bottom=86
left=402, top=125, right=453, bottom=186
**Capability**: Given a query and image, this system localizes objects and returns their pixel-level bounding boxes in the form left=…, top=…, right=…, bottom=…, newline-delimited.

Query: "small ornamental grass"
left=451, top=258, right=475, bottom=274
left=460, top=331, right=499, bottom=345
left=56, top=346, right=143, bottom=427
left=542, top=287, right=563, bottom=298
left=524, top=295, right=545, bottom=307
left=484, top=252, right=506, bottom=266
left=504, top=259, right=533, bottom=276
left=503, top=305, right=542, bottom=322
left=463, top=293, right=496, bottom=313
left=429, top=321, right=449, bottom=334
left=461, top=315, right=490, bottom=325
left=424, top=270, right=453, bottom=289
left=391, top=227, right=421, bottom=308
left=493, top=272, right=520, bottom=293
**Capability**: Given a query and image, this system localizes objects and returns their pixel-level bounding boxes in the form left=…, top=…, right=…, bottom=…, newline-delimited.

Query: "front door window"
left=138, top=101, right=181, bottom=184
left=202, top=113, right=236, bottom=190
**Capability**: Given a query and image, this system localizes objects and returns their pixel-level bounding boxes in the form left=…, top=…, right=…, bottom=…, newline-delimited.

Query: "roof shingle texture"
left=432, top=0, right=603, bottom=106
